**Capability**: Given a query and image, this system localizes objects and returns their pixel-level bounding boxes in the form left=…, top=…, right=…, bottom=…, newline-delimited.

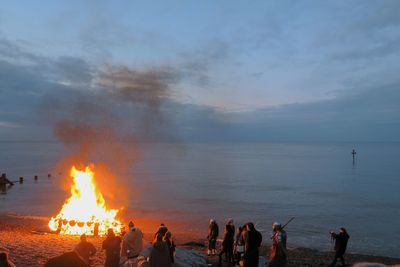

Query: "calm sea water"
left=1, top=142, right=399, bottom=257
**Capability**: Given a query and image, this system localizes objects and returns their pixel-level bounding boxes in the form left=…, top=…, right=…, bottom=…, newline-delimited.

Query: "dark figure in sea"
left=243, top=222, right=262, bottom=267
left=0, top=251, right=16, bottom=267
left=268, top=222, right=287, bottom=267
left=207, top=219, right=219, bottom=255
left=351, top=149, right=357, bottom=165
left=219, top=224, right=235, bottom=265
left=102, top=229, right=121, bottom=267
left=329, top=228, right=350, bottom=267
left=74, top=234, right=96, bottom=265
left=163, top=231, right=176, bottom=263
left=0, top=173, right=14, bottom=193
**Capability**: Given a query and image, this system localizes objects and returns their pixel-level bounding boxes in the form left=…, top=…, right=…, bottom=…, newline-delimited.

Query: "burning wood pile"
left=48, top=165, right=123, bottom=236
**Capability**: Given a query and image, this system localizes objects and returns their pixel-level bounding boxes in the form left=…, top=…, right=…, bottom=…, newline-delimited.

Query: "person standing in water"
left=329, top=228, right=350, bottom=267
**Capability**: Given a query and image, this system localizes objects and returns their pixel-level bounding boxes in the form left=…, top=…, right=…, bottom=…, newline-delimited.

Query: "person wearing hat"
left=121, top=221, right=143, bottom=260
left=329, top=227, right=350, bottom=267
left=268, top=222, right=287, bottom=267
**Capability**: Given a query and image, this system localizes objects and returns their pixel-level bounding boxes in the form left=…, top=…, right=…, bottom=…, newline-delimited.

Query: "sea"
left=0, top=141, right=399, bottom=257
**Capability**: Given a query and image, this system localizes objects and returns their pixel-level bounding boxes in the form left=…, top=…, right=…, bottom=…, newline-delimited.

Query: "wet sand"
left=1, top=213, right=399, bottom=267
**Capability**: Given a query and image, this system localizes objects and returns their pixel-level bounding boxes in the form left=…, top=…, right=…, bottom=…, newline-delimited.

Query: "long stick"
left=282, top=217, right=295, bottom=229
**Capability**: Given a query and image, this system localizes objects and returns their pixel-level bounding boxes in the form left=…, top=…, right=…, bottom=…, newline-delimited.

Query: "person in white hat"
left=268, top=222, right=287, bottom=267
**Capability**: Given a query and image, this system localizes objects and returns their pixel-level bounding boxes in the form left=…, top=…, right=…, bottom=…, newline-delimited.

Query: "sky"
left=0, top=0, right=399, bottom=142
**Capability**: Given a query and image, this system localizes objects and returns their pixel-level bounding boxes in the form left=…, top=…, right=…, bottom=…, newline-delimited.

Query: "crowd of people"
left=70, top=221, right=175, bottom=267
left=207, top=219, right=349, bottom=267
left=207, top=219, right=264, bottom=267
left=1, top=219, right=350, bottom=267
left=104, top=222, right=176, bottom=267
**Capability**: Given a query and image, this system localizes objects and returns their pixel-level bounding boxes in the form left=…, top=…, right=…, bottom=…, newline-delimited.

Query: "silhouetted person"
left=102, top=229, right=121, bottom=267
left=207, top=219, right=219, bottom=255
left=0, top=251, right=16, bottom=267
left=74, top=234, right=96, bottom=265
left=352, top=149, right=356, bottom=164
left=227, top=219, right=235, bottom=261
left=243, top=222, right=262, bottom=267
left=234, top=226, right=245, bottom=264
left=268, top=222, right=287, bottom=267
left=329, top=228, right=350, bottom=267
left=163, top=231, right=176, bottom=263
left=219, top=224, right=235, bottom=265
left=0, top=174, right=13, bottom=186
left=155, top=223, right=168, bottom=238
left=149, top=233, right=171, bottom=267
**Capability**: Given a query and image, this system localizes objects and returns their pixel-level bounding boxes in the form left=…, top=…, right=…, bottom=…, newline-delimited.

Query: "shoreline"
left=1, top=213, right=399, bottom=267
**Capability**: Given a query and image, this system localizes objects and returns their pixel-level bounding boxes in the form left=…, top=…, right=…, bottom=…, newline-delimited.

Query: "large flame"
left=48, top=165, right=123, bottom=235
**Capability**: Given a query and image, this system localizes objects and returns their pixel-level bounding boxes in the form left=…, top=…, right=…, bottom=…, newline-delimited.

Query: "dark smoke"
left=43, top=63, right=181, bottom=210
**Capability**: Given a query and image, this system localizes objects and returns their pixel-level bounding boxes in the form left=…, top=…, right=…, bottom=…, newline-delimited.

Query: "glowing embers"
left=48, top=165, right=122, bottom=236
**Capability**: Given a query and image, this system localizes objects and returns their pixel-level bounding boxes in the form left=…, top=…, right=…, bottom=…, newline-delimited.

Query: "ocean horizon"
left=1, top=141, right=399, bottom=257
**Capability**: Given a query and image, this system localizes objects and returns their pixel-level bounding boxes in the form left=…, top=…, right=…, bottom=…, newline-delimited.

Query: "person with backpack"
left=243, top=222, right=262, bottom=267
left=268, top=222, right=287, bottom=267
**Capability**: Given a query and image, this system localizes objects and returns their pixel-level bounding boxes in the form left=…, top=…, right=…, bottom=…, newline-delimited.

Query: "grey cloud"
left=52, top=56, right=94, bottom=85
left=0, top=38, right=41, bottom=62
left=178, top=40, right=231, bottom=87
left=1, top=35, right=399, bottom=143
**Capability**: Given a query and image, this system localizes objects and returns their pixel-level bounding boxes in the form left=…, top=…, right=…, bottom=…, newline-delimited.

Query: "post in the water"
left=351, top=149, right=356, bottom=164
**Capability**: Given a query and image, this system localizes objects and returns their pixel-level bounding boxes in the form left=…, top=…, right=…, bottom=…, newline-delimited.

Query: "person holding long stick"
left=267, top=217, right=294, bottom=267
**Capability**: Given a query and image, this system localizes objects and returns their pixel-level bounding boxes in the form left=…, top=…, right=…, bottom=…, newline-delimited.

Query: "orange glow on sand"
left=48, top=165, right=123, bottom=235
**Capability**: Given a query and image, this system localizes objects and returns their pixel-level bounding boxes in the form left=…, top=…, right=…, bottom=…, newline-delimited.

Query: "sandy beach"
left=1, top=213, right=399, bottom=267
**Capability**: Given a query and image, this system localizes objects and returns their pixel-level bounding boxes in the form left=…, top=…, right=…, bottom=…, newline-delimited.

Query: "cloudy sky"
left=0, top=0, right=399, bottom=142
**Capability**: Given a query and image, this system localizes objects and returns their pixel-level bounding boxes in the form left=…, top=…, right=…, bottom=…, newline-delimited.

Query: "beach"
left=1, top=213, right=399, bottom=267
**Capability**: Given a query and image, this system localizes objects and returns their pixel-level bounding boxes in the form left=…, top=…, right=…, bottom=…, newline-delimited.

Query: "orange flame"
left=48, top=165, right=123, bottom=235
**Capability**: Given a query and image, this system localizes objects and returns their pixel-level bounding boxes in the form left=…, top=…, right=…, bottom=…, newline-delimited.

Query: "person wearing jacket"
left=121, top=221, right=143, bottom=259
left=329, top=228, right=350, bottom=267
left=149, top=233, right=171, bottom=267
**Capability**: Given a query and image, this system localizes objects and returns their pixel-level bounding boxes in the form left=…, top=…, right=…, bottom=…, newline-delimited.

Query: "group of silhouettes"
left=42, top=221, right=176, bottom=267
left=207, top=219, right=349, bottom=267
left=0, top=219, right=350, bottom=267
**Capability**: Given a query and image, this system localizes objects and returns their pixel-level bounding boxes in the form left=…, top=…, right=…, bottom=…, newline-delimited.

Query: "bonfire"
left=48, top=165, right=123, bottom=236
